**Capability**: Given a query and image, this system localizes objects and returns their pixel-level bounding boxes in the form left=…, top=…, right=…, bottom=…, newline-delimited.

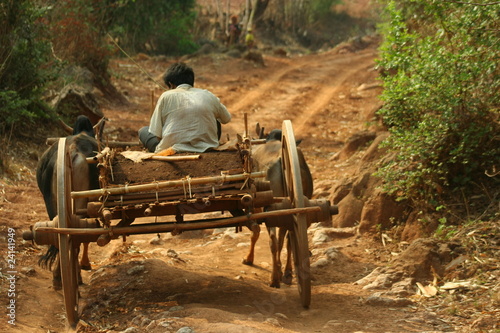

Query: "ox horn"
left=93, top=117, right=106, bottom=137
left=255, top=122, right=265, bottom=139
left=58, top=118, right=74, bottom=135
left=58, top=116, right=107, bottom=136
left=94, top=117, right=107, bottom=143
left=93, top=117, right=106, bottom=131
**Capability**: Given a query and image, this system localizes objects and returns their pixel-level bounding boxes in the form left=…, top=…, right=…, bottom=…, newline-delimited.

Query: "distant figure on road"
left=227, top=15, right=241, bottom=46
left=245, top=27, right=255, bottom=50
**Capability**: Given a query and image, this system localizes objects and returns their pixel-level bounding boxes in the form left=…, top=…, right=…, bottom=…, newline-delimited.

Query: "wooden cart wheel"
left=56, top=138, right=80, bottom=327
left=281, top=120, right=311, bottom=308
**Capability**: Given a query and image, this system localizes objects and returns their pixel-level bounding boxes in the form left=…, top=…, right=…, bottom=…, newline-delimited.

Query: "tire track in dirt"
left=223, top=57, right=305, bottom=135
left=290, top=51, right=376, bottom=136
left=227, top=57, right=301, bottom=113
left=225, top=51, right=376, bottom=137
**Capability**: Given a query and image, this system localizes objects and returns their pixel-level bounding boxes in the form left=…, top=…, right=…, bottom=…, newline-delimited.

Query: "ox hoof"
left=80, top=264, right=92, bottom=271
left=53, top=280, right=62, bottom=290
left=282, top=270, right=293, bottom=285
left=269, top=281, right=281, bottom=289
left=242, top=259, right=254, bottom=266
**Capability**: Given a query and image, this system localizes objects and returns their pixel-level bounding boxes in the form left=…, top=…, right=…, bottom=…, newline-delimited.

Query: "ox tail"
left=38, top=245, right=58, bottom=270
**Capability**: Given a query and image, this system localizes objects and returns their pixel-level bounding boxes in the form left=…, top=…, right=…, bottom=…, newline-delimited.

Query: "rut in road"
left=292, top=52, right=375, bottom=136
left=225, top=51, right=376, bottom=137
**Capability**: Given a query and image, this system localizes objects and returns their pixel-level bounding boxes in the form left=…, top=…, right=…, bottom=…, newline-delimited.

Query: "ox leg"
left=54, top=247, right=83, bottom=289
left=243, top=223, right=260, bottom=265
left=281, top=229, right=293, bottom=285
left=80, top=243, right=92, bottom=271
left=52, top=256, right=62, bottom=290
left=268, top=227, right=282, bottom=288
left=75, top=245, right=83, bottom=285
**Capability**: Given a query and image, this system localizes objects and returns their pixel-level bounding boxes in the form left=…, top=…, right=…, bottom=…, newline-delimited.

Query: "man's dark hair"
left=163, top=62, right=195, bottom=87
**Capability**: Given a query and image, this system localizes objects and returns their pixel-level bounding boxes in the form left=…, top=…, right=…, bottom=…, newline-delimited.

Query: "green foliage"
left=376, top=0, right=500, bottom=206
left=0, top=0, right=55, bottom=130
left=0, top=0, right=199, bottom=136
left=434, top=216, right=458, bottom=240
left=108, top=0, right=197, bottom=55
left=0, top=91, right=34, bottom=125
left=309, top=0, right=342, bottom=22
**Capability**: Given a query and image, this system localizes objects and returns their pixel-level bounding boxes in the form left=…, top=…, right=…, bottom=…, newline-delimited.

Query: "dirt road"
left=1, top=40, right=458, bottom=333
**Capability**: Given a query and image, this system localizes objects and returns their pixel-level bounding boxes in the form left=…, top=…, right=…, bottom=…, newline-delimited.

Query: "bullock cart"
left=24, top=120, right=336, bottom=327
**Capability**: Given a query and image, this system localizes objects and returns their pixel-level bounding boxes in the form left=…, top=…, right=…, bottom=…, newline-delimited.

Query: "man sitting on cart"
left=139, top=62, right=231, bottom=155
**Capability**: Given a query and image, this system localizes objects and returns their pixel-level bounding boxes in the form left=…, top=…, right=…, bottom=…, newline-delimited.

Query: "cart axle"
left=25, top=206, right=322, bottom=246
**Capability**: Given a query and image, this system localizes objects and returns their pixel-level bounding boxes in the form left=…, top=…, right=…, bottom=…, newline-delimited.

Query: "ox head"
left=59, top=116, right=106, bottom=141
left=37, top=115, right=102, bottom=220
left=73, top=115, right=95, bottom=137
left=255, top=124, right=303, bottom=145
left=252, top=124, right=313, bottom=199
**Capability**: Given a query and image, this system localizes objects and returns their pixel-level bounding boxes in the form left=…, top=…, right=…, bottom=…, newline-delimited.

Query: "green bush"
left=108, top=0, right=197, bottom=55
left=0, top=0, right=55, bottom=131
left=0, top=0, right=199, bottom=138
left=0, top=91, right=34, bottom=126
left=309, top=0, right=342, bottom=22
left=376, top=1, right=500, bottom=207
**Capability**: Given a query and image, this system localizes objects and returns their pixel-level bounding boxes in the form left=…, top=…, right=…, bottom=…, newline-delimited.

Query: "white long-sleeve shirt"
left=149, top=84, right=231, bottom=153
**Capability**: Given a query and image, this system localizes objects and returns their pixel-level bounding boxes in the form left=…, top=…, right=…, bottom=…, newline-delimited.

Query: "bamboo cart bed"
left=108, top=150, right=244, bottom=185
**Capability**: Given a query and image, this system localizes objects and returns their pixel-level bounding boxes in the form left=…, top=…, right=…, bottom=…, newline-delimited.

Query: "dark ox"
left=37, top=115, right=100, bottom=289
left=243, top=129, right=313, bottom=288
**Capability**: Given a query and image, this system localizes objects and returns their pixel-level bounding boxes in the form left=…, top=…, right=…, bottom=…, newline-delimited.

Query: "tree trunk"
left=215, top=0, right=222, bottom=25
left=242, top=0, right=251, bottom=31
left=254, top=0, right=270, bottom=22
left=88, top=65, right=128, bottom=106
left=248, top=0, right=258, bottom=28
left=225, top=0, right=230, bottom=36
